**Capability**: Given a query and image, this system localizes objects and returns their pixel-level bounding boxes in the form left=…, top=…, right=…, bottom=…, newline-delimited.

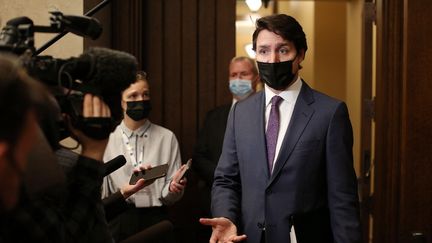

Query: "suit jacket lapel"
left=248, top=92, right=271, bottom=178
left=268, top=81, right=315, bottom=186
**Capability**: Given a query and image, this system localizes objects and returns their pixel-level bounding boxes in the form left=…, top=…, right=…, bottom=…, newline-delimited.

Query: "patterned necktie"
left=266, top=95, right=283, bottom=173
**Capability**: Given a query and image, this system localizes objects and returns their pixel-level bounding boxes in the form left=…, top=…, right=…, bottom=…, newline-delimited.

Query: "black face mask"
left=125, top=100, right=152, bottom=121
left=257, top=59, right=297, bottom=91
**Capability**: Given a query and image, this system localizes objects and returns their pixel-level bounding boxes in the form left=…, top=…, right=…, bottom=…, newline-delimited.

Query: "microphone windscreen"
left=77, top=47, right=137, bottom=121
left=62, top=15, right=102, bottom=40
left=103, top=155, right=126, bottom=176
left=80, top=47, right=137, bottom=96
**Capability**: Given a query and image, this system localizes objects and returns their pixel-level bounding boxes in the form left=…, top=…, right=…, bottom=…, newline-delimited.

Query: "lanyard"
left=121, top=132, right=143, bottom=167
left=120, top=124, right=151, bottom=167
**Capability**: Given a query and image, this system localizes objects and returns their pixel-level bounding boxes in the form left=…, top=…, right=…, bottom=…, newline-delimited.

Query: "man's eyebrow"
left=256, top=44, right=270, bottom=49
left=257, top=42, right=290, bottom=49
left=276, top=42, right=290, bottom=48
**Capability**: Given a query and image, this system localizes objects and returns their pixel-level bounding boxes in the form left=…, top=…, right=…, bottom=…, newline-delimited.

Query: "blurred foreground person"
left=0, top=54, right=114, bottom=243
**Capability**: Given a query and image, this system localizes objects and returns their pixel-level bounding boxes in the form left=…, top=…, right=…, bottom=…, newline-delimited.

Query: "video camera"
left=0, top=11, right=138, bottom=144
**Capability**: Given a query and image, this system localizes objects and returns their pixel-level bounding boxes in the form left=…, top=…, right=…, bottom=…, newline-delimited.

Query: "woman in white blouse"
left=102, top=72, right=186, bottom=242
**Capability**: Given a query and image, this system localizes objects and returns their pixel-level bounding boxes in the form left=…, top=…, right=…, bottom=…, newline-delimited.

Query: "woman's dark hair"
left=135, top=71, right=151, bottom=87
left=0, top=55, right=45, bottom=149
left=252, top=14, right=308, bottom=54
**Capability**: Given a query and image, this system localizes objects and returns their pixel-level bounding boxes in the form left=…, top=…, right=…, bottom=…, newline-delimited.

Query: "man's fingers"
left=83, top=94, right=93, bottom=117
left=101, top=100, right=110, bottom=117
left=92, top=95, right=102, bottom=117
left=231, top=234, right=247, bottom=242
left=82, top=94, right=110, bottom=118
left=209, top=237, right=217, bottom=243
left=199, top=218, right=217, bottom=226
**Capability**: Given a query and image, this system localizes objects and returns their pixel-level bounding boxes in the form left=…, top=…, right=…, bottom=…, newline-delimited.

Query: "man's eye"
left=258, top=49, right=268, bottom=55
left=279, top=49, right=289, bottom=54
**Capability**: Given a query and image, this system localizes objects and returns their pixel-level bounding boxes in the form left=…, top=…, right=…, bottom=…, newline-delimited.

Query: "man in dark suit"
left=192, top=56, right=260, bottom=241
left=193, top=56, right=260, bottom=186
left=200, top=14, right=362, bottom=243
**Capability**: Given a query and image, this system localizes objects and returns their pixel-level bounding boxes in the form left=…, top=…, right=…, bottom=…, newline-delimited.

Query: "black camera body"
left=0, top=12, right=137, bottom=144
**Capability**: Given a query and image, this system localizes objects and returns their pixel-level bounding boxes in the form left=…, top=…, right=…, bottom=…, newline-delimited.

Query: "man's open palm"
left=199, top=217, right=247, bottom=243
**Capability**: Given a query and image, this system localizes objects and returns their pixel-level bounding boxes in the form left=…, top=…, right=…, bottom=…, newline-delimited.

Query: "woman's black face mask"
left=125, top=100, right=152, bottom=121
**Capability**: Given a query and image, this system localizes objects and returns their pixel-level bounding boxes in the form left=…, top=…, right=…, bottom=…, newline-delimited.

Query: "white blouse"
left=102, top=120, right=183, bottom=207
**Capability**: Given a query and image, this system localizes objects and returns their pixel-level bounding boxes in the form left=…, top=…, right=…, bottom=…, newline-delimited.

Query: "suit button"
left=266, top=189, right=272, bottom=194
left=257, top=222, right=265, bottom=229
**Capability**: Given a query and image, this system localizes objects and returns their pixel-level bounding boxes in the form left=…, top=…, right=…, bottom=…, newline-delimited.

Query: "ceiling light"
left=246, top=0, right=262, bottom=12
left=244, top=43, right=256, bottom=58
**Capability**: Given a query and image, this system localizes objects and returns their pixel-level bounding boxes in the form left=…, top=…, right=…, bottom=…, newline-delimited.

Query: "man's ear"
left=252, top=75, right=260, bottom=91
left=298, top=49, right=306, bottom=62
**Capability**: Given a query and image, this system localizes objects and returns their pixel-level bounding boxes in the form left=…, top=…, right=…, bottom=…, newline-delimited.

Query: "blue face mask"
left=229, top=79, right=253, bottom=99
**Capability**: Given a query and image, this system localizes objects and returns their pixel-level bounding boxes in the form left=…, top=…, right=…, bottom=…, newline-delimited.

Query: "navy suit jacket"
left=212, top=81, right=361, bottom=243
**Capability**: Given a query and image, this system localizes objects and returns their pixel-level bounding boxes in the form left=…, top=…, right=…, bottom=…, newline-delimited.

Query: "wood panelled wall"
left=85, top=0, right=236, bottom=161
left=142, top=0, right=235, bottom=161
left=374, top=0, right=432, bottom=242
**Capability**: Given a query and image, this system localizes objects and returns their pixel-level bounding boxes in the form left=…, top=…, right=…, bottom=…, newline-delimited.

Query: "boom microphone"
left=103, top=155, right=127, bottom=176
left=51, top=12, right=103, bottom=40
left=26, top=47, right=137, bottom=121
left=76, top=47, right=138, bottom=96
left=68, top=47, right=138, bottom=121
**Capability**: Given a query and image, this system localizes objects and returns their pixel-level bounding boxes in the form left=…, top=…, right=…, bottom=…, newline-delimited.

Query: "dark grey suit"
left=212, top=81, right=361, bottom=243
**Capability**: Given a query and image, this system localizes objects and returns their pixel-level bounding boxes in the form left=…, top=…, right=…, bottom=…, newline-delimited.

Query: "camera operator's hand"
left=67, top=94, right=111, bottom=161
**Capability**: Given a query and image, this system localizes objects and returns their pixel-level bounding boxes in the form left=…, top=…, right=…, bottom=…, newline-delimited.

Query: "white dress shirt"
left=264, top=77, right=302, bottom=243
left=102, top=120, right=183, bottom=207
left=264, top=76, right=302, bottom=173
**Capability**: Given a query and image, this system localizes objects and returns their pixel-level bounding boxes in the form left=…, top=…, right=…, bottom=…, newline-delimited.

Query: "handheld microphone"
left=103, top=155, right=126, bottom=176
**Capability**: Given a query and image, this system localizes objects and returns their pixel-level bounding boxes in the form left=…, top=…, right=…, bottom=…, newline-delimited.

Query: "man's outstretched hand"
left=199, top=217, right=247, bottom=243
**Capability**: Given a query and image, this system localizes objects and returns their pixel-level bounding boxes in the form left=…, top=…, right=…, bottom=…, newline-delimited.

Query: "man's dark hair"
left=0, top=55, right=44, bottom=148
left=252, top=14, right=308, bottom=54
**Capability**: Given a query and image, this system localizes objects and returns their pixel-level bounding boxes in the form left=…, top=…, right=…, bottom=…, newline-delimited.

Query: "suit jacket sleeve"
left=211, top=105, right=242, bottom=225
left=326, top=102, right=362, bottom=243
